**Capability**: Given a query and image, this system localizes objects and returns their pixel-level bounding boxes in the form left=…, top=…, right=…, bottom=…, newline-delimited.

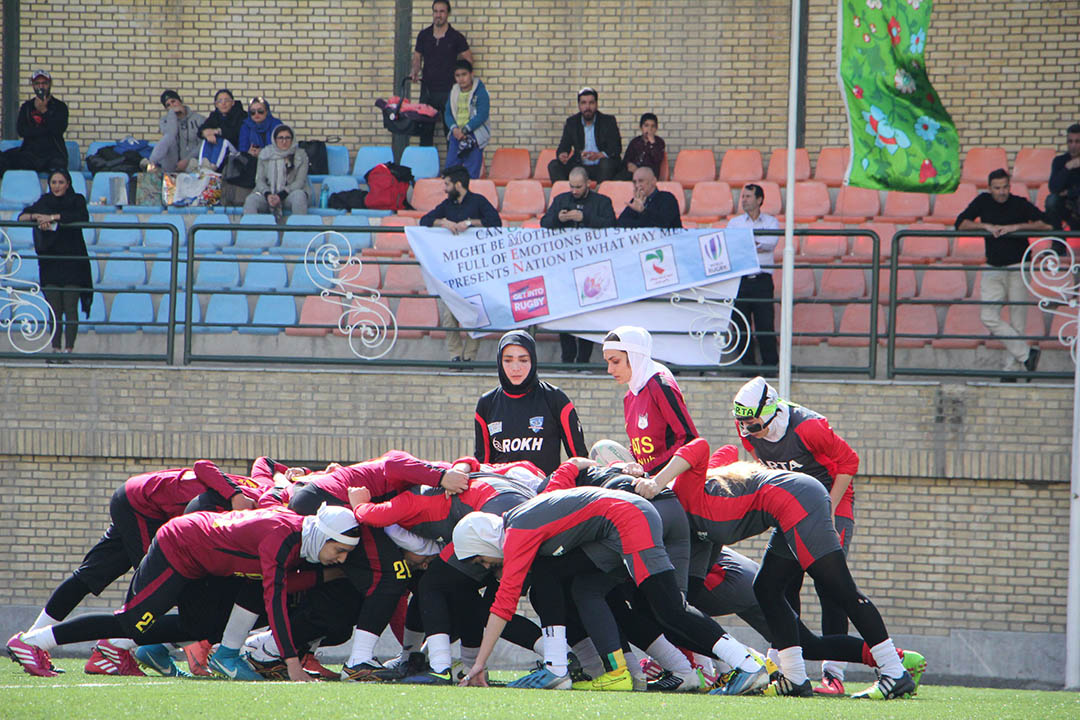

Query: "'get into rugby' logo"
left=508, top=276, right=549, bottom=322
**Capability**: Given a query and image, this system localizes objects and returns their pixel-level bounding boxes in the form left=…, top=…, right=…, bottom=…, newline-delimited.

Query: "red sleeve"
left=489, top=528, right=542, bottom=621
left=378, top=450, right=446, bottom=493
left=258, top=528, right=301, bottom=659
left=453, top=456, right=482, bottom=473
left=542, top=462, right=581, bottom=493
left=249, top=457, right=290, bottom=483
left=650, top=377, right=698, bottom=446
left=708, top=444, right=740, bottom=469
left=353, top=491, right=449, bottom=529
left=284, top=568, right=320, bottom=594
left=559, top=402, right=586, bottom=458
left=193, top=459, right=240, bottom=499
left=475, top=411, right=491, bottom=463
left=794, top=418, right=859, bottom=477
left=256, top=485, right=290, bottom=509
left=671, top=437, right=709, bottom=501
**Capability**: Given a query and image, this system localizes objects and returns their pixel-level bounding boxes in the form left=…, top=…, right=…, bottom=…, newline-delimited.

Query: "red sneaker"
left=813, top=671, right=846, bottom=695
left=7, top=633, right=58, bottom=677
left=301, top=653, right=338, bottom=680
left=183, top=640, right=213, bottom=677
left=94, top=640, right=145, bottom=676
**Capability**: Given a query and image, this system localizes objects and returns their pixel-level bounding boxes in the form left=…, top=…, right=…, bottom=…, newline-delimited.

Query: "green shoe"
left=851, top=670, right=916, bottom=700
left=900, top=651, right=926, bottom=694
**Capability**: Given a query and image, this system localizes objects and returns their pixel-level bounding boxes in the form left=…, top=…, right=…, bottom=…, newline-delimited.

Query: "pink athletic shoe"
left=7, top=633, right=58, bottom=677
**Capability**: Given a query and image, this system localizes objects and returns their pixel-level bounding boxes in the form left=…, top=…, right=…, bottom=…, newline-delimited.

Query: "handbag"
left=224, top=152, right=257, bottom=189
left=135, top=170, right=164, bottom=206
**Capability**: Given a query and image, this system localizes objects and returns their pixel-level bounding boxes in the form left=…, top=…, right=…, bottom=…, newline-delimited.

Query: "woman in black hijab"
left=472, top=330, right=587, bottom=474
left=18, top=168, right=92, bottom=361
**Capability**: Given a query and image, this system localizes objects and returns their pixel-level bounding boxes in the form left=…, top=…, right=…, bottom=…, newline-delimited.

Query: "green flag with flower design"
left=838, top=0, right=959, bottom=193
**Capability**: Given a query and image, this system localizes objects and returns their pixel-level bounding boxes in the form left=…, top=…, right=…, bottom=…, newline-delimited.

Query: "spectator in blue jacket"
left=444, top=60, right=490, bottom=179
left=237, top=97, right=283, bottom=158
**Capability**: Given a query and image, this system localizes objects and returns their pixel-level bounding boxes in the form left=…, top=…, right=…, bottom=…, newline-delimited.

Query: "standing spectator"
left=548, top=87, right=621, bottom=184
left=243, top=125, right=310, bottom=216
left=1046, top=122, right=1080, bottom=230
left=410, top=0, right=474, bottom=148
left=616, top=167, right=681, bottom=229
left=444, top=59, right=489, bottom=179
left=17, top=169, right=92, bottom=362
left=0, top=70, right=68, bottom=176
left=727, top=184, right=780, bottom=370
left=147, top=90, right=204, bottom=173
left=420, top=165, right=501, bottom=363
left=197, top=89, right=247, bottom=168
left=619, top=113, right=665, bottom=180
left=541, top=166, right=615, bottom=364
left=955, top=169, right=1052, bottom=380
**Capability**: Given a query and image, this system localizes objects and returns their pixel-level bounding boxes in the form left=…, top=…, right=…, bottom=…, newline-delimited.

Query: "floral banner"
left=838, top=0, right=959, bottom=193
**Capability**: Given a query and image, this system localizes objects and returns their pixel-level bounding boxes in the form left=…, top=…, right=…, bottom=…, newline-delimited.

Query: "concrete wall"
left=0, top=363, right=1073, bottom=685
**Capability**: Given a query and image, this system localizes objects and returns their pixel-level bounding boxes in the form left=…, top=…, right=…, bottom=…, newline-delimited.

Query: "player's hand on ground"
left=565, top=456, right=598, bottom=470
left=348, top=486, right=372, bottom=509
left=324, top=462, right=342, bottom=473
left=459, top=666, right=489, bottom=687
left=441, top=468, right=469, bottom=495
left=287, top=658, right=313, bottom=682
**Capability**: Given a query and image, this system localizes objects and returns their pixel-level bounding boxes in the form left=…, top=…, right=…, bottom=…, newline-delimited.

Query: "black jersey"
left=474, top=380, right=586, bottom=474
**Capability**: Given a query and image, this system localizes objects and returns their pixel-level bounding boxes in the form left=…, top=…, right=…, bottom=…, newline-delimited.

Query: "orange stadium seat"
left=398, top=178, right=446, bottom=218
left=878, top=269, right=917, bottom=304
left=765, top=148, right=811, bottom=185
left=397, top=297, right=439, bottom=338
left=879, top=191, right=930, bottom=224
left=286, top=296, right=341, bottom=336
left=828, top=304, right=885, bottom=347
left=985, top=308, right=1045, bottom=351
left=961, top=147, right=1009, bottom=187
left=532, top=149, right=557, bottom=186
left=823, top=186, right=879, bottom=223
left=548, top=181, right=570, bottom=208
left=814, top=147, right=850, bottom=187
left=1042, top=312, right=1076, bottom=349
left=658, top=151, right=670, bottom=181
left=672, top=150, right=717, bottom=188
left=658, top=181, right=687, bottom=214
left=779, top=181, right=830, bottom=223
left=917, top=267, right=969, bottom=301
left=1035, top=183, right=1051, bottom=211
left=371, top=216, right=417, bottom=256
left=337, top=260, right=381, bottom=292
left=500, top=180, right=545, bottom=221
left=924, top=183, right=979, bottom=225
left=800, top=223, right=848, bottom=262
left=819, top=267, right=867, bottom=299
left=897, top=223, right=950, bottom=264
left=931, top=304, right=984, bottom=349
left=382, top=264, right=425, bottom=295
left=470, top=179, right=500, bottom=210
left=1010, top=182, right=1030, bottom=203
left=1013, top=148, right=1056, bottom=185
left=598, top=181, right=635, bottom=213
left=719, top=149, right=764, bottom=184
left=890, top=305, right=938, bottom=348
left=844, top=222, right=896, bottom=264
left=774, top=267, right=816, bottom=298
left=683, top=181, right=734, bottom=223
left=488, top=148, right=531, bottom=186
left=791, top=304, right=834, bottom=345
left=759, top=181, right=783, bottom=216
left=949, top=235, right=986, bottom=265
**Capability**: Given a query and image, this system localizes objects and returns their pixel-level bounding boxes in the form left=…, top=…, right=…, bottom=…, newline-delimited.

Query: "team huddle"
left=7, top=326, right=924, bottom=699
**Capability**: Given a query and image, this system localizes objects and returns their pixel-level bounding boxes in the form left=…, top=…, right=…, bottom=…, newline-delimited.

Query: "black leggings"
left=44, top=287, right=80, bottom=350
left=754, top=549, right=887, bottom=652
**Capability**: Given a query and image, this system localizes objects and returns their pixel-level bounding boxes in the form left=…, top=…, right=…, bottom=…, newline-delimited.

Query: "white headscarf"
left=452, top=512, right=505, bottom=560
left=602, top=325, right=673, bottom=396
left=300, top=503, right=360, bottom=564
left=732, top=376, right=789, bottom=443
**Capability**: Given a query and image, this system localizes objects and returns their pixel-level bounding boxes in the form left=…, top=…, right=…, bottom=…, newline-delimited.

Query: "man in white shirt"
left=727, top=184, right=780, bottom=370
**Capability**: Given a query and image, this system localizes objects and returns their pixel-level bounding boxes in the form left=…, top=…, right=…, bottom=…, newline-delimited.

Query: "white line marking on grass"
left=0, top=681, right=181, bottom=689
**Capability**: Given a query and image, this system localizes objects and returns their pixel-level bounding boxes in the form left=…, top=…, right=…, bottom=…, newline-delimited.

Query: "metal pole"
left=1066, top=353, right=1080, bottom=689
left=779, top=0, right=801, bottom=397
left=392, top=0, right=414, bottom=164
left=2, top=0, right=21, bottom=139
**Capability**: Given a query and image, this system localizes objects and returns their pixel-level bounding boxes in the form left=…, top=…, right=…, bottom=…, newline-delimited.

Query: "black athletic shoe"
left=1024, top=347, right=1041, bottom=373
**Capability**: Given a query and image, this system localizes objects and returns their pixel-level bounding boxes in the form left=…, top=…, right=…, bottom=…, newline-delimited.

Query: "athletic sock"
left=400, top=628, right=425, bottom=657
left=601, top=648, right=628, bottom=674
left=346, top=628, right=380, bottom=667
left=646, top=636, right=694, bottom=674
left=572, top=638, right=604, bottom=678
left=426, top=633, right=452, bottom=674
left=107, top=638, right=136, bottom=651
left=767, top=647, right=781, bottom=669
left=21, top=626, right=57, bottom=652
left=777, top=646, right=808, bottom=685
left=542, top=625, right=568, bottom=675
left=220, top=605, right=259, bottom=651
left=712, top=633, right=759, bottom=673
left=28, top=610, right=61, bottom=633
left=460, top=645, right=479, bottom=670
left=821, top=659, right=847, bottom=681
left=869, top=639, right=904, bottom=679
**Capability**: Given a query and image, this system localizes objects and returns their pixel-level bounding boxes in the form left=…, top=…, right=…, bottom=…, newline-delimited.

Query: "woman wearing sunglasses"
left=237, top=96, right=283, bottom=158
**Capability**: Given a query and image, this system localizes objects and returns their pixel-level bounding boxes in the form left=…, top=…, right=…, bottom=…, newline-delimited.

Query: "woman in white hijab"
left=601, top=326, right=699, bottom=474
left=243, top=124, right=310, bottom=215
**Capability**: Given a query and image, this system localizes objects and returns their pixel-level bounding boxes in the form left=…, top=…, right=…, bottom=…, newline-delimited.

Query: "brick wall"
left=11, top=1, right=1077, bottom=171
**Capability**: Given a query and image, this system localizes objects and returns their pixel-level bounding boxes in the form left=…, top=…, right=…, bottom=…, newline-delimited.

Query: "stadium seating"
left=400, top=146, right=440, bottom=180
left=719, top=149, right=763, bottom=184
left=65, top=141, right=81, bottom=172
left=95, top=214, right=142, bottom=252
left=657, top=182, right=686, bottom=214
left=949, top=235, right=986, bottom=265
left=146, top=254, right=188, bottom=291
left=488, top=148, right=531, bottom=186
left=1042, top=312, right=1077, bottom=349
left=81, top=292, right=106, bottom=332
left=2, top=218, right=34, bottom=249
left=288, top=260, right=319, bottom=294
left=774, top=267, right=815, bottom=298
left=84, top=141, right=112, bottom=168
left=931, top=303, right=983, bottom=349
left=960, top=147, right=1009, bottom=187
left=321, top=175, right=360, bottom=197
left=88, top=172, right=130, bottom=207
left=70, top=173, right=89, bottom=198
left=547, top=181, right=570, bottom=208
left=799, top=224, right=847, bottom=262
left=0, top=170, right=42, bottom=210
left=780, top=181, right=830, bottom=223
left=500, top=180, right=545, bottom=221
left=917, top=267, right=969, bottom=301
left=890, top=304, right=938, bottom=348
left=397, top=297, right=439, bottom=338
left=286, top=295, right=341, bottom=336
left=671, top=150, right=717, bottom=188
left=879, top=191, right=930, bottom=224
left=823, top=186, right=879, bottom=223
left=813, top=147, right=849, bottom=187
left=598, top=181, right=634, bottom=213
left=683, top=181, right=734, bottom=223
left=923, top=183, right=978, bottom=225
left=470, top=179, right=500, bottom=210
left=194, top=257, right=240, bottom=290
left=326, top=145, right=351, bottom=176
left=337, top=259, right=381, bottom=294
left=828, top=304, right=885, bottom=347
left=758, top=181, right=782, bottom=216
left=372, top=216, right=417, bottom=256
left=240, top=255, right=289, bottom=292
left=146, top=292, right=200, bottom=333
left=241, top=294, right=297, bottom=335
left=819, top=267, right=867, bottom=299
left=877, top=268, right=917, bottom=304
left=1013, top=148, right=1056, bottom=185
left=138, top=216, right=186, bottom=254
left=352, top=146, right=394, bottom=179
left=897, top=224, right=950, bottom=264
left=189, top=215, right=234, bottom=251
left=765, top=148, right=811, bottom=185
left=790, top=304, right=834, bottom=345
left=657, top=151, right=670, bottom=181
left=532, top=149, right=557, bottom=186
left=100, top=292, right=154, bottom=333
left=201, top=293, right=248, bottom=332
left=383, top=263, right=426, bottom=295
left=280, top=214, right=334, bottom=256
left=98, top=252, right=147, bottom=289
left=327, top=214, right=375, bottom=253
left=399, top=178, right=445, bottom=218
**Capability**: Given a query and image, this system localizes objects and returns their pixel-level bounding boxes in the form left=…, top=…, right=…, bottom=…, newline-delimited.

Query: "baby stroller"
left=375, top=78, right=438, bottom=137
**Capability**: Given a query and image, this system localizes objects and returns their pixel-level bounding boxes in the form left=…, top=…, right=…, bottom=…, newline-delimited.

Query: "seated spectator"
left=444, top=59, right=490, bottom=179
left=243, top=125, right=310, bottom=216
left=1046, top=122, right=1080, bottom=230
left=0, top=70, right=68, bottom=176
left=617, top=166, right=682, bottom=229
left=548, top=87, right=621, bottom=184
left=618, top=113, right=665, bottom=180
left=17, top=169, right=92, bottom=362
left=238, top=96, right=283, bottom=158
left=146, top=90, right=204, bottom=173
left=420, top=165, right=501, bottom=363
left=197, top=89, right=247, bottom=168
left=955, top=168, right=1052, bottom=380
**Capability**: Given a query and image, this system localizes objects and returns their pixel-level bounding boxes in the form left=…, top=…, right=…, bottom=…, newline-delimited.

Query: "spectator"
left=420, top=165, right=500, bottom=363
left=444, top=59, right=489, bottom=179
left=616, top=166, right=681, bottom=228
left=727, top=184, right=780, bottom=370
left=410, top=0, right=474, bottom=148
left=619, top=113, right=665, bottom=180
left=1046, top=122, right=1080, bottom=230
left=243, top=125, right=310, bottom=216
left=548, top=87, right=621, bottom=184
left=955, top=168, right=1052, bottom=380
left=146, top=90, right=204, bottom=173
left=17, top=169, right=91, bottom=362
left=0, top=70, right=68, bottom=176
left=196, top=89, right=247, bottom=167
left=541, top=166, right=616, bottom=365
left=237, top=96, right=283, bottom=157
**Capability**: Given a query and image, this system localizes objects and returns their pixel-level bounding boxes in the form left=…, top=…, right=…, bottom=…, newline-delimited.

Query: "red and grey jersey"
left=738, top=403, right=858, bottom=518
left=671, top=438, right=824, bottom=547
left=623, top=373, right=698, bottom=474
left=301, top=451, right=448, bottom=505
left=474, top=381, right=586, bottom=474
left=154, top=508, right=310, bottom=659
left=123, top=460, right=243, bottom=520
left=490, top=486, right=664, bottom=621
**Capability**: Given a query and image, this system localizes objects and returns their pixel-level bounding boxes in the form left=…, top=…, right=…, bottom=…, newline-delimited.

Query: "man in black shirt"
left=410, top=0, right=473, bottom=148
left=955, top=168, right=1051, bottom=379
left=420, top=165, right=500, bottom=363
left=548, top=88, right=622, bottom=183
left=0, top=69, right=68, bottom=176
left=1046, top=123, right=1080, bottom=230
left=617, top=166, right=682, bottom=229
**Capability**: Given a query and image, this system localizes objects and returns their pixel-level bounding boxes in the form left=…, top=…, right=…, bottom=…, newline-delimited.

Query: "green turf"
left=2, top=660, right=1077, bottom=720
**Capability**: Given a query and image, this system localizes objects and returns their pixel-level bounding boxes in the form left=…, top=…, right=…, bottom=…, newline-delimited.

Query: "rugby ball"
left=589, top=439, right=636, bottom=466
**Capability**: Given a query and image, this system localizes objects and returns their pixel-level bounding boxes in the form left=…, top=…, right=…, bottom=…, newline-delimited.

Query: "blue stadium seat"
left=240, top=294, right=297, bottom=335
left=138, top=216, right=187, bottom=254
left=327, top=145, right=350, bottom=176
left=200, top=293, right=248, bottom=333
left=146, top=254, right=188, bottom=291
left=194, top=256, right=240, bottom=290
left=320, top=175, right=359, bottom=198
left=88, top=172, right=129, bottom=207
left=0, top=170, right=43, bottom=210
left=0, top=286, right=50, bottom=333
left=226, top=214, right=279, bottom=254
left=331, top=215, right=375, bottom=252
left=65, top=141, right=81, bottom=171
left=2, top=220, right=34, bottom=249
left=0, top=139, right=21, bottom=152
left=288, top=262, right=319, bottom=294
left=400, top=146, right=439, bottom=180
left=98, top=252, right=146, bottom=289
left=166, top=205, right=210, bottom=215
left=101, top=292, right=153, bottom=333
left=95, top=214, right=141, bottom=251
left=82, top=292, right=107, bottom=332
left=240, top=254, right=289, bottom=292
left=280, top=214, right=328, bottom=256
left=146, top=292, right=200, bottom=333
left=352, top=146, right=393, bottom=179
left=190, top=215, right=234, bottom=251
left=7, top=253, right=39, bottom=284
left=70, top=173, right=89, bottom=198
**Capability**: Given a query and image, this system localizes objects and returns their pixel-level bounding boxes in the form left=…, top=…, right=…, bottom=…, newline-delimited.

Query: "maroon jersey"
left=623, top=373, right=698, bottom=473
left=300, top=451, right=448, bottom=504
left=490, top=486, right=667, bottom=622
left=154, top=508, right=310, bottom=659
left=738, top=403, right=858, bottom=519
left=123, top=460, right=243, bottom=520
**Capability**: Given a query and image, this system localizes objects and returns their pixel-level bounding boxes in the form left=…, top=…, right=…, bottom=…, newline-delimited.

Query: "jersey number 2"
left=393, top=560, right=411, bottom=580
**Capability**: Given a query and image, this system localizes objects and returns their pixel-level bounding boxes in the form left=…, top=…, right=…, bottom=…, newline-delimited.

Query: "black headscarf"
left=497, top=330, right=539, bottom=395
left=24, top=169, right=93, bottom=314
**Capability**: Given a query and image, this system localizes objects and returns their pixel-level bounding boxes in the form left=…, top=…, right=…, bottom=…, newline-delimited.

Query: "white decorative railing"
left=669, top=289, right=750, bottom=366
left=0, top=229, right=56, bottom=354
left=1022, top=237, right=1079, bottom=362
